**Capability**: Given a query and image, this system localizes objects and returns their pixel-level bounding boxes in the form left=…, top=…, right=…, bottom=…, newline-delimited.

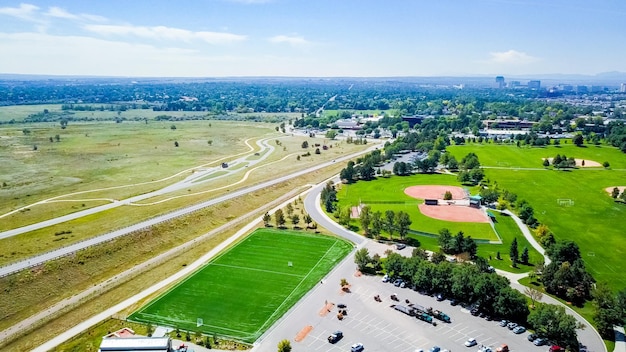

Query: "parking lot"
left=256, top=242, right=552, bottom=352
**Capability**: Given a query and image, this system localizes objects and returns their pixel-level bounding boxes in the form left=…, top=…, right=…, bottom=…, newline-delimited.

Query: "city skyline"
left=1, top=0, right=626, bottom=78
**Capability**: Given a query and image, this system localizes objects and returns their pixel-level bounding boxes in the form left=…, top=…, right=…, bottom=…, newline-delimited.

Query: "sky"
left=0, top=0, right=625, bottom=77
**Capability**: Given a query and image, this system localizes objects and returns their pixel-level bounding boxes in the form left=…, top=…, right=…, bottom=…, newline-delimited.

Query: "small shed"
left=98, top=336, right=172, bottom=352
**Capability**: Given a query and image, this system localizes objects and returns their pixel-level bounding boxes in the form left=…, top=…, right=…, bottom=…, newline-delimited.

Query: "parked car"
left=337, top=303, right=347, bottom=309
left=430, top=346, right=441, bottom=352
left=400, top=281, right=407, bottom=288
left=436, top=293, right=444, bottom=301
left=470, top=307, right=480, bottom=316
left=465, top=337, right=477, bottom=347
left=393, top=279, right=403, bottom=287
left=449, top=298, right=459, bottom=306
left=327, top=331, right=343, bottom=343
left=499, top=319, right=508, bottom=327
left=507, top=322, right=518, bottom=330
left=495, top=344, right=509, bottom=352
left=477, top=347, right=492, bottom=352
left=533, top=337, right=548, bottom=346
left=513, top=326, right=526, bottom=334
left=382, top=274, right=390, bottom=282
left=351, top=342, right=364, bottom=352
left=548, top=345, right=565, bottom=352
left=528, top=333, right=538, bottom=341
left=396, top=243, right=407, bottom=250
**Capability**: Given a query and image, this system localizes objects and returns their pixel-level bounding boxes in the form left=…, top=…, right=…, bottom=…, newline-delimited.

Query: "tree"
left=274, top=209, right=286, bottom=228
left=171, top=124, right=177, bottom=130
left=521, top=247, right=529, bottom=264
left=315, top=148, right=321, bottom=154
left=384, top=210, right=395, bottom=239
left=303, top=214, right=313, bottom=228
left=286, top=203, right=294, bottom=217
left=395, top=211, right=412, bottom=240
left=174, top=141, right=179, bottom=147
left=573, top=134, right=584, bottom=146
left=612, top=187, right=620, bottom=199
left=291, top=214, right=300, bottom=227
left=443, top=191, right=453, bottom=200
left=592, top=282, right=620, bottom=337
left=340, top=278, right=349, bottom=288
left=277, top=339, right=292, bottom=352
left=325, top=130, right=338, bottom=140
left=542, top=158, right=550, bottom=167
left=510, top=238, right=519, bottom=267
left=528, top=303, right=578, bottom=349
left=354, top=248, right=370, bottom=271
left=603, top=161, right=610, bottom=168
left=301, top=141, right=309, bottom=148
left=438, top=228, right=453, bottom=253
left=359, top=206, right=372, bottom=236
left=524, top=286, right=543, bottom=308
left=263, top=212, right=271, bottom=226
left=371, top=211, right=383, bottom=238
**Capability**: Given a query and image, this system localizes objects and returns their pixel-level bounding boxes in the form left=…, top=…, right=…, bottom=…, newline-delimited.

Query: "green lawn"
left=129, top=229, right=353, bottom=342
left=336, top=174, right=497, bottom=241
left=448, top=143, right=626, bottom=290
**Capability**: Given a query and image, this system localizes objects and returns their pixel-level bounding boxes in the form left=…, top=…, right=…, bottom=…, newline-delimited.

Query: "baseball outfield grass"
left=128, top=229, right=353, bottom=342
left=447, top=143, right=626, bottom=290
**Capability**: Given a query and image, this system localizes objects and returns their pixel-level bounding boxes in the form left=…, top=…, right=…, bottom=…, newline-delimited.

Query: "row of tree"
left=357, top=207, right=412, bottom=240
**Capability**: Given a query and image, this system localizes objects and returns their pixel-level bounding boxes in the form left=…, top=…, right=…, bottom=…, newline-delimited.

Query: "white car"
left=465, top=337, right=477, bottom=347
left=382, top=274, right=389, bottom=282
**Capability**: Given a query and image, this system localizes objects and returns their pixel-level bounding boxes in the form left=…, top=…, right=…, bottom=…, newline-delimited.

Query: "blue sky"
left=0, top=0, right=625, bottom=77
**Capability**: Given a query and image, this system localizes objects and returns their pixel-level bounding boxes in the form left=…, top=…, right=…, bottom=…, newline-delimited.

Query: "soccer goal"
left=557, top=199, right=574, bottom=206
left=197, top=318, right=203, bottom=327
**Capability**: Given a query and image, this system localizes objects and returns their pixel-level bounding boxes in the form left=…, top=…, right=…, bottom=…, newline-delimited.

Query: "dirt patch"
left=605, top=186, right=626, bottom=195
left=544, top=158, right=602, bottom=167
left=418, top=203, right=489, bottom=223
left=404, top=185, right=467, bottom=200
left=294, top=325, right=313, bottom=342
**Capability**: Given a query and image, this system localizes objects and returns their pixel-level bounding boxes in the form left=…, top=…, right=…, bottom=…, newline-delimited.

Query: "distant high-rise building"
left=509, top=81, right=521, bottom=88
left=495, top=76, right=505, bottom=89
left=560, top=84, right=574, bottom=92
left=620, top=83, right=626, bottom=92
left=528, top=80, right=541, bottom=90
left=577, top=85, right=589, bottom=94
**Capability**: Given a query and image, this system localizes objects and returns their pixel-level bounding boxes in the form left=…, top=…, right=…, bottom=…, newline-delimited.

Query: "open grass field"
left=0, top=119, right=275, bottom=214
left=128, top=229, right=353, bottom=342
left=447, top=143, right=626, bottom=169
left=448, top=143, right=626, bottom=290
left=336, top=174, right=498, bottom=241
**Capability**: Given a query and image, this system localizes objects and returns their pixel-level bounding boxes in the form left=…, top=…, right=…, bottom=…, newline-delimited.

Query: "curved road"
left=303, top=180, right=606, bottom=352
left=0, top=143, right=381, bottom=277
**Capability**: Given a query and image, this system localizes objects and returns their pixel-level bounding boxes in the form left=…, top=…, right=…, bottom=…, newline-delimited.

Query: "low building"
left=99, top=336, right=172, bottom=351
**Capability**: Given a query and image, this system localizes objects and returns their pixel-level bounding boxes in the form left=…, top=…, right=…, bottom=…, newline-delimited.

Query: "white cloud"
left=45, top=6, right=107, bottom=22
left=84, top=24, right=247, bottom=44
left=0, top=3, right=42, bottom=22
left=268, top=35, right=310, bottom=46
left=486, top=50, right=539, bottom=64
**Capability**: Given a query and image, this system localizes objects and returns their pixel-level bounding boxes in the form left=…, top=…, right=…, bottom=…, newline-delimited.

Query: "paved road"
left=0, top=143, right=381, bottom=278
left=302, top=179, right=606, bottom=352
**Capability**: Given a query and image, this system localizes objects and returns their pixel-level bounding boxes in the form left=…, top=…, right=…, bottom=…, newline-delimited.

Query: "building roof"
left=99, top=337, right=171, bottom=351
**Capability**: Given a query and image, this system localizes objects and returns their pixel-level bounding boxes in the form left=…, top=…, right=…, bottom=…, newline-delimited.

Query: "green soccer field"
left=129, top=229, right=353, bottom=342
